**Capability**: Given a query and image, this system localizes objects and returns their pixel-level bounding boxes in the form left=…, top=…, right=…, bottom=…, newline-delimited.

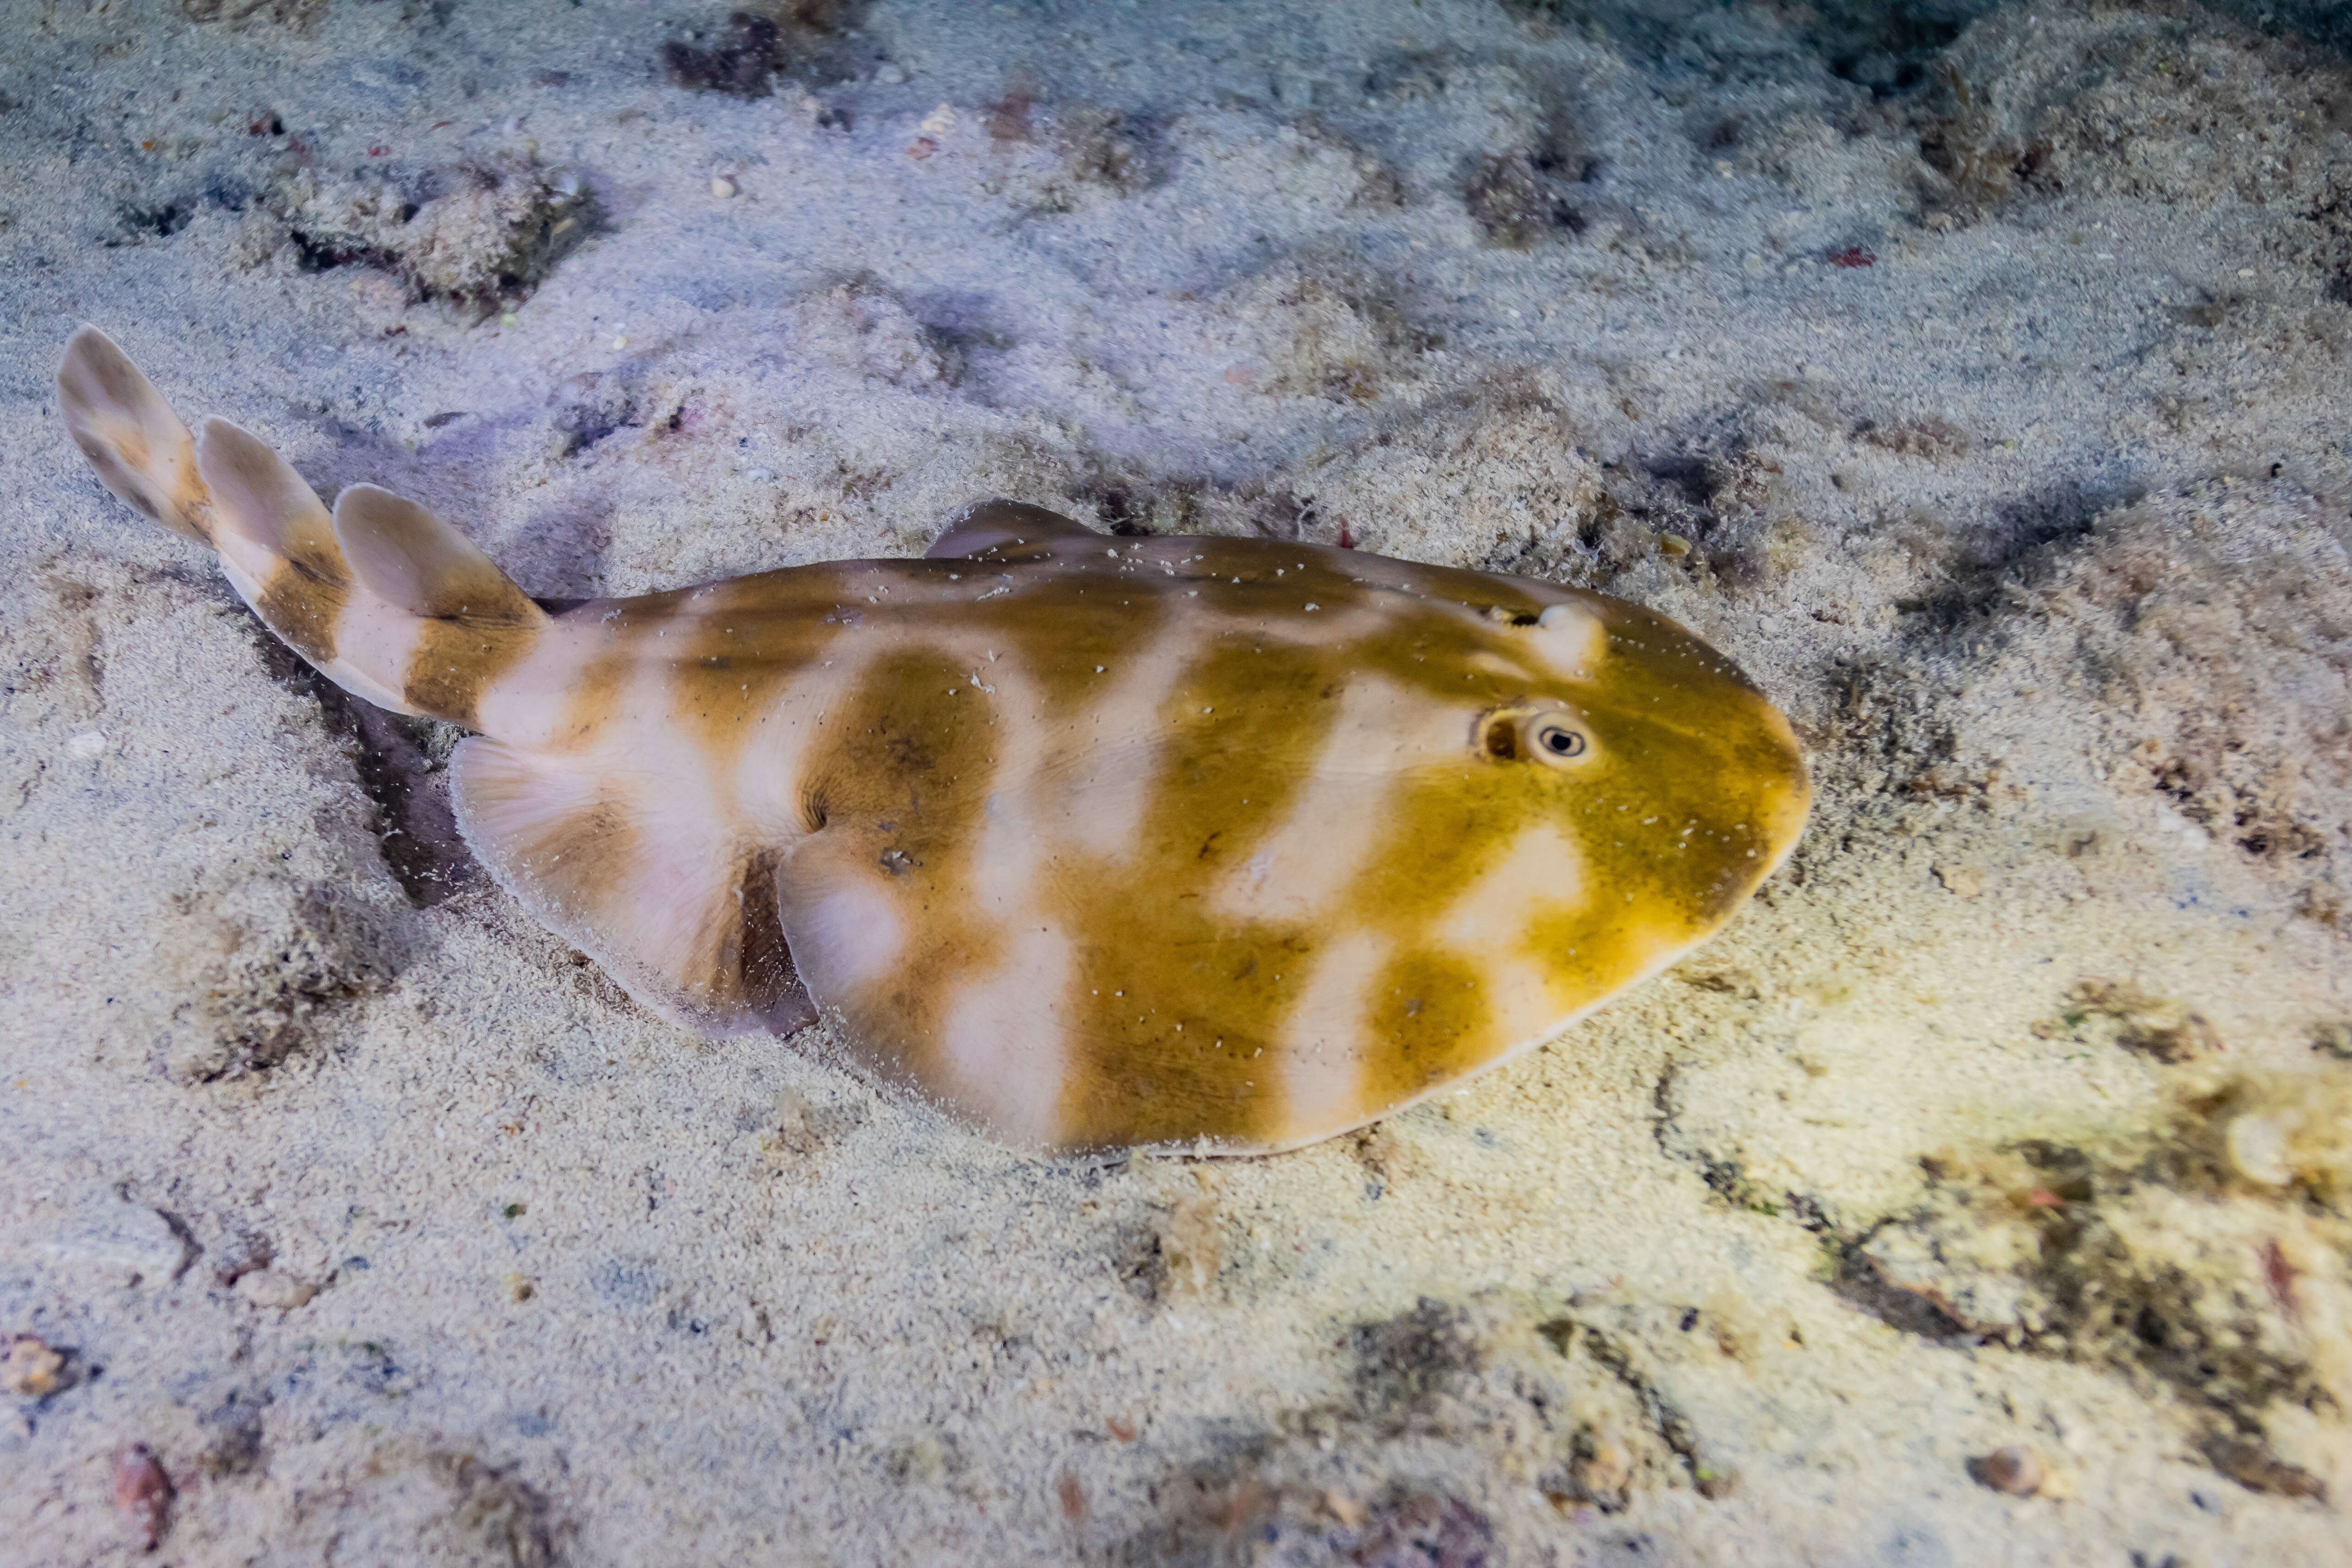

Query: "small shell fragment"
left=2226, top=1113, right=2293, bottom=1187
left=114, top=1443, right=173, bottom=1550
left=236, top=1268, right=318, bottom=1310
left=1976, top=1445, right=2045, bottom=1497
left=2, top=1336, right=65, bottom=1398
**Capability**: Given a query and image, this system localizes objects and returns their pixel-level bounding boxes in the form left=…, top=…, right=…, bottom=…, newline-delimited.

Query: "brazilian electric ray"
left=57, top=326, right=1809, bottom=1154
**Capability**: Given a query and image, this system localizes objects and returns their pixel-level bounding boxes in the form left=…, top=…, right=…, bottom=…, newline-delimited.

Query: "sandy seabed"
left=4, top=1, right=2351, bottom=1563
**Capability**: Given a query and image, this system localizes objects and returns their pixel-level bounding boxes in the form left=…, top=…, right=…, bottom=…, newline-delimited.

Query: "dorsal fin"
left=450, top=738, right=815, bottom=1036
left=56, top=326, right=213, bottom=543
left=329, top=484, right=550, bottom=729
left=925, top=499, right=1100, bottom=563
left=195, top=419, right=348, bottom=586
left=333, top=484, right=543, bottom=625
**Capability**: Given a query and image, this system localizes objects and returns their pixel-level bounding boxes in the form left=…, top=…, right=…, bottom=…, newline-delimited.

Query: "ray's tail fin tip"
left=56, top=325, right=214, bottom=545
left=57, top=328, right=547, bottom=735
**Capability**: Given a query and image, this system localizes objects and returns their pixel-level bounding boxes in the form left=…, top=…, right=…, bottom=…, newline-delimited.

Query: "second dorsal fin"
left=332, top=484, right=543, bottom=624
left=924, top=499, right=1099, bottom=563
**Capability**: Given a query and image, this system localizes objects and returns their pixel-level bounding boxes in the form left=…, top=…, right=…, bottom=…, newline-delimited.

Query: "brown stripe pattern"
left=469, top=526, right=1809, bottom=1152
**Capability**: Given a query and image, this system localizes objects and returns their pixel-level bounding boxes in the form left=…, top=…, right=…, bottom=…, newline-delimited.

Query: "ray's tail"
left=57, top=326, right=548, bottom=731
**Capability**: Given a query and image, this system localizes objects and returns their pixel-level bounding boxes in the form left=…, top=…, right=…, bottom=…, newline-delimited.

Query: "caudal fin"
left=56, top=325, right=213, bottom=543
left=57, top=327, right=548, bottom=731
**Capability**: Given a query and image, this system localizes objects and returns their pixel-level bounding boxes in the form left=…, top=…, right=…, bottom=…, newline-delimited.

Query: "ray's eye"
left=1535, top=721, right=1586, bottom=759
left=1477, top=707, right=1593, bottom=767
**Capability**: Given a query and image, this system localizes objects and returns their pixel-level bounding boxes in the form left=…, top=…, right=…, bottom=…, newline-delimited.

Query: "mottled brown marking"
left=516, top=794, right=643, bottom=923
left=405, top=614, right=543, bottom=731
left=543, top=594, right=680, bottom=751
left=1044, top=633, right=1354, bottom=1147
left=485, top=527, right=1800, bottom=1149
left=1519, top=898, right=1679, bottom=1023
left=56, top=326, right=215, bottom=544
left=452, top=737, right=815, bottom=1033
left=668, top=569, right=856, bottom=768
left=800, top=644, right=1005, bottom=1088
left=76, top=427, right=161, bottom=519
left=252, top=552, right=350, bottom=665
left=1351, top=948, right=1495, bottom=1113
left=654, top=557, right=1173, bottom=776
left=197, top=420, right=356, bottom=666
left=1542, top=598, right=1807, bottom=933
left=957, top=573, right=1171, bottom=726
left=334, top=487, right=543, bottom=628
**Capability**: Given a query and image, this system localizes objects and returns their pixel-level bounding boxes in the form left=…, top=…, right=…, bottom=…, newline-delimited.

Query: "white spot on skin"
left=1208, top=678, right=1432, bottom=925
left=792, top=881, right=906, bottom=998
left=1278, top=930, right=1385, bottom=1141
left=1524, top=599, right=1606, bottom=677
left=1049, top=624, right=1201, bottom=861
left=1433, top=822, right=1588, bottom=1038
left=938, top=925, right=1071, bottom=1147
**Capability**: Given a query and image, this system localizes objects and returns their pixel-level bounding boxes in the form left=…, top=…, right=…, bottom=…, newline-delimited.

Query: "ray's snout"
left=1590, top=599, right=1812, bottom=921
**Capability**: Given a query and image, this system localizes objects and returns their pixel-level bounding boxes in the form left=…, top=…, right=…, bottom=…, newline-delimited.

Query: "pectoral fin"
left=450, top=737, right=815, bottom=1036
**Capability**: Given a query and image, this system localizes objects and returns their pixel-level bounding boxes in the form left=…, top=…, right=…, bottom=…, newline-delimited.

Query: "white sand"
left=3, top=1, right=2349, bottom=1563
